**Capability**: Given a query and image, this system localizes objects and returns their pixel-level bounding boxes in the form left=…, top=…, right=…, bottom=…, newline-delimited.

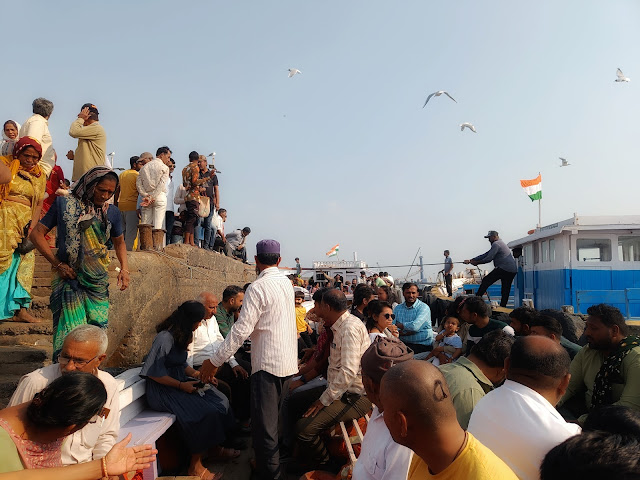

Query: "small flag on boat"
left=520, top=174, right=542, bottom=201
left=326, top=244, right=340, bottom=257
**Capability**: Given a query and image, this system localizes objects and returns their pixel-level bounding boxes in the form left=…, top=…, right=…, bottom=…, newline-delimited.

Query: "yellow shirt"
left=118, top=169, right=139, bottom=211
left=295, top=306, right=308, bottom=333
left=69, top=118, right=107, bottom=181
left=408, top=433, right=518, bottom=480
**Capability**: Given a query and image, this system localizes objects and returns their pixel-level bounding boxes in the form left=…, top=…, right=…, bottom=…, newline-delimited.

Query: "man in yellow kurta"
left=67, top=104, right=106, bottom=182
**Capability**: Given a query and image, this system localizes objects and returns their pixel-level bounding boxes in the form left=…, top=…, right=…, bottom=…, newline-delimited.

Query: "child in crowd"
left=171, top=210, right=186, bottom=244
left=295, top=291, right=313, bottom=357
left=425, top=316, right=463, bottom=366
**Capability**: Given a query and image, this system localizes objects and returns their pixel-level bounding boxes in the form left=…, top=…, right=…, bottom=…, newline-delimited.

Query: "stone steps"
left=0, top=345, right=52, bottom=407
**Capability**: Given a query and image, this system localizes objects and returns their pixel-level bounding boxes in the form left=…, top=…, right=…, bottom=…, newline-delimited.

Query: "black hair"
left=377, top=285, right=395, bottom=304
left=242, top=227, right=251, bottom=234
left=188, top=151, right=199, bottom=161
left=129, top=156, right=140, bottom=168
left=444, top=250, right=450, bottom=255
left=540, top=431, right=640, bottom=480
left=460, top=296, right=491, bottom=318
left=352, top=285, right=375, bottom=307
left=365, top=300, right=393, bottom=331
left=156, top=146, right=170, bottom=157
left=470, top=330, right=515, bottom=368
left=256, top=253, right=279, bottom=266
left=27, top=372, right=106, bottom=430
left=509, top=336, right=570, bottom=380
left=379, top=271, right=384, bottom=276
left=222, top=285, right=244, bottom=302
left=156, top=300, right=205, bottom=350
left=509, top=306, right=539, bottom=328
left=584, top=405, right=640, bottom=437
left=586, top=304, right=629, bottom=336
left=294, top=291, right=305, bottom=299
left=218, top=208, right=226, bottom=215
left=322, top=289, right=348, bottom=312
left=170, top=158, right=175, bottom=165
left=402, top=282, right=418, bottom=292
left=312, top=287, right=329, bottom=303
left=531, top=315, right=563, bottom=338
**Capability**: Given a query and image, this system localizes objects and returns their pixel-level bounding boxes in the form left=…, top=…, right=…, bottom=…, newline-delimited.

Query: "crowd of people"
left=1, top=99, right=639, bottom=479
left=0, top=98, right=252, bottom=330
left=1, top=224, right=640, bottom=478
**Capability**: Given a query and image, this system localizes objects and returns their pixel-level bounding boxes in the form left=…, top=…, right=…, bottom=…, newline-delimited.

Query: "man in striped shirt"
left=295, top=289, right=372, bottom=473
left=200, top=239, right=298, bottom=480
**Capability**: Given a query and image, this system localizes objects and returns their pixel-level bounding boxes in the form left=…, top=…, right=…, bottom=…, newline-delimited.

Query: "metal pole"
left=419, top=256, right=424, bottom=282
left=538, top=198, right=542, bottom=228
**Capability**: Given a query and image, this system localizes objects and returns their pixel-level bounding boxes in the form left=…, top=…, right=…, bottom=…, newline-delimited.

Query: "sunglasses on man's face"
left=383, top=313, right=396, bottom=320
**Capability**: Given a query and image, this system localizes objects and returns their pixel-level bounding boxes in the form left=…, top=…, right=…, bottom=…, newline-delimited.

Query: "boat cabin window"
left=549, top=239, right=555, bottom=262
left=542, top=241, right=549, bottom=263
left=576, top=238, right=612, bottom=262
left=524, top=244, right=533, bottom=266
left=533, top=242, right=540, bottom=264
left=618, top=236, right=640, bottom=262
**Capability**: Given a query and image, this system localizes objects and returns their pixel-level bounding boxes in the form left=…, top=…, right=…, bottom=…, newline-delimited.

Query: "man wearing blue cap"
left=201, top=239, right=298, bottom=480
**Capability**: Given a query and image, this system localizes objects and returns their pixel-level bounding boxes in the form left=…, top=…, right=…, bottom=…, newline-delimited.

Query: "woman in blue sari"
left=30, top=166, right=130, bottom=359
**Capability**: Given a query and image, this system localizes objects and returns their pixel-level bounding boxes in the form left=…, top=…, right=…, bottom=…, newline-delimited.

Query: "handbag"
left=15, top=222, right=36, bottom=255
left=197, top=196, right=210, bottom=218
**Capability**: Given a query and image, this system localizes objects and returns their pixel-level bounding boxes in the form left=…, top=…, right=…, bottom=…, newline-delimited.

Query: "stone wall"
left=104, top=244, right=255, bottom=368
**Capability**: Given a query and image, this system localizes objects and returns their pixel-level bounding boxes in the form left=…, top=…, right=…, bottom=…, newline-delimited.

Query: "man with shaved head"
left=468, top=336, right=581, bottom=480
left=381, top=360, right=517, bottom=479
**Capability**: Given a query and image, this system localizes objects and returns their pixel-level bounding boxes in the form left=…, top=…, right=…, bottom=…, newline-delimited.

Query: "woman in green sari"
left=30, top=166, right=130, bottom=359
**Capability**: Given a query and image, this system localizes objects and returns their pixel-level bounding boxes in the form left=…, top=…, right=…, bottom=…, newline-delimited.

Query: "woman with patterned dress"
left=0, top=137, right=47, bottom=323
left=30, top=166, right=130, bottom=360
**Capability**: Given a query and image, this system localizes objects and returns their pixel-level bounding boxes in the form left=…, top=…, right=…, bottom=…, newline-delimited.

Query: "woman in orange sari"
left=0, top=137, right=46, bottom=323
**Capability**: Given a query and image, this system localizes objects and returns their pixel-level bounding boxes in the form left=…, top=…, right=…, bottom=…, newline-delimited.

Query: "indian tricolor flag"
left=520, top=174, right=542, bottom=202
left=326, top=244, right=340, bottom=257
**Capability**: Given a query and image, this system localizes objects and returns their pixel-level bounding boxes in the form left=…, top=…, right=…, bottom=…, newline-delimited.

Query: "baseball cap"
left=484, top=230, right=499, bottom=238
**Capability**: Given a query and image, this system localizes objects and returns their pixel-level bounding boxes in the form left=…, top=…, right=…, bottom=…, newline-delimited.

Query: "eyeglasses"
left=58, top=353, right=99, bottom=368
left=383, top=313, right=396, bottom=320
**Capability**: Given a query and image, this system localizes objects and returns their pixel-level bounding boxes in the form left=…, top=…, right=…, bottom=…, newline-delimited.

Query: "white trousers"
left=141, top=193, right=167, bottom=229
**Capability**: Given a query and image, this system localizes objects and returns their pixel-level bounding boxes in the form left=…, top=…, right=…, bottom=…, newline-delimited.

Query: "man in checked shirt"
left=294, top=289, right=372, bottom=474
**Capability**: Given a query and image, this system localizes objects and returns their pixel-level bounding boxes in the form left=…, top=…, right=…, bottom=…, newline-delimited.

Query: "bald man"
left=190, top=291, right=250, bottom=420
left=468, top=336, right=581, bottom=480
left=381, top=360, right=517, bottom=480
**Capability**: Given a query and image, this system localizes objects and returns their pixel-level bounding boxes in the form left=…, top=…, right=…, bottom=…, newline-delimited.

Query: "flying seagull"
left=615, top=68, right=630, bottom=82
left=559, top=157, right=571, bottom=167
left=460, top=123, right=477, bottom=133
left=288, top=68, right=302, bottom=78
left=423, top=90, right=457, bottom=108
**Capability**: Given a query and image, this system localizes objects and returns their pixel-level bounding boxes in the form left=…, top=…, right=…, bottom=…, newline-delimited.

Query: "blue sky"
left=4, top=1, right=639, bottom=280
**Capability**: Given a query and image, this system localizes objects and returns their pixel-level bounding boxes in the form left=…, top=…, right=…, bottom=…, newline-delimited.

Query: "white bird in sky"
left=423, top=90, right=457, bottom=108
left=615, top=68, right=630, bottom=82
left=288, top=68, right=302, bottom=78
left=559, top=157, right=571, bottom=167
left=460, top=123, right=477, bottom=133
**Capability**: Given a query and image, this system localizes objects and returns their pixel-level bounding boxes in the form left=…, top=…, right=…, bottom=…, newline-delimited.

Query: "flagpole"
left=538, top=198, right=541, bottom=229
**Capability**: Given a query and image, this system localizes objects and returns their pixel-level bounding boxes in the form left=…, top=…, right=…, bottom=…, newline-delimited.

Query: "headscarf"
left=0, top=136, right=44, bottom=207
left=1, top=120, right=20, bottom=156
left=71, top=166, right=119, bottom=224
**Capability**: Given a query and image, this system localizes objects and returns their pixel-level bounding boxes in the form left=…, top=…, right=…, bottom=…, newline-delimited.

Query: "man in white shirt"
left=20, top=97, right=55, bottom=176
left=189, top=291, right=250, bottom=421
left=468, top=335, right=581, bottom=480
left=9, top=325, right=120, bottom=465
left=165, top=157, right=176, bottom=244
left=211, top=208, right=227, bottom=252
left=136, top=146, right=171, bottom=235
left=353, top=336, right=413, bottom=480
left=295, top=289, right=372, bottom=473
left=200, top=239, right=298, bottom=480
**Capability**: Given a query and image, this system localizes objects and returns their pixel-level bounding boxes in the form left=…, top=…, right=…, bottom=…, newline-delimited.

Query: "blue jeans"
left=203, top=205, right=216, bottom=249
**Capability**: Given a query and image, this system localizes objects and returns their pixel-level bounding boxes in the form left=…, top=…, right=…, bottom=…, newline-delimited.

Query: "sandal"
left=197, top=468, right=223, bottom=480
left=208, top=446, right=241, bottom=462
